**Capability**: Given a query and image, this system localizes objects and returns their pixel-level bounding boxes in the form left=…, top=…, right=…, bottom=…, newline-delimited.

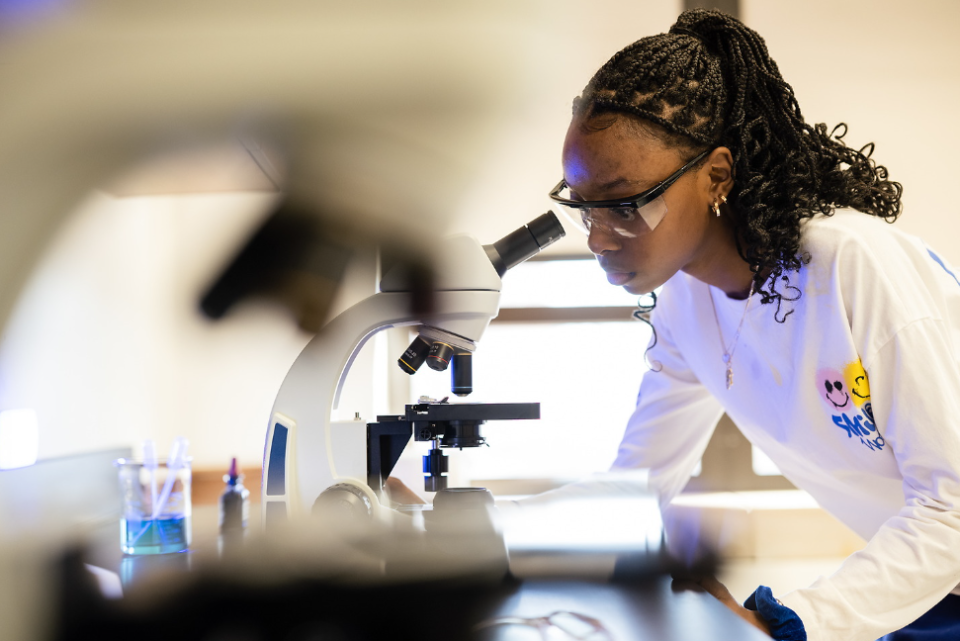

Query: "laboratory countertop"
left=71, top=506, right=768, bottom=641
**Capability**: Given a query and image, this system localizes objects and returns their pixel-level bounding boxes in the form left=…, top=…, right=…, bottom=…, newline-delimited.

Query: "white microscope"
left=261, top=213, right=565, bottom=530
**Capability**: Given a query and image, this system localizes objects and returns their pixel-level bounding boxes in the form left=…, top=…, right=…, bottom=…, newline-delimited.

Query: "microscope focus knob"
left=312, top=483, right=373, bottom=521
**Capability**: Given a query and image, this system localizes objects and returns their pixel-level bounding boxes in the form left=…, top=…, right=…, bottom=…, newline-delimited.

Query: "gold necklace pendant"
left=710, top=280, right=756, bottom=391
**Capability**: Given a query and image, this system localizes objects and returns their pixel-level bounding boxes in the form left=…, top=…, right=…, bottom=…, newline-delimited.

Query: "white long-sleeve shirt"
left=612, top=210, right=960, bottom=640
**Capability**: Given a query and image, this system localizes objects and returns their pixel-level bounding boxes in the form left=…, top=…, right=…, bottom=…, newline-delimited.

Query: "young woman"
left=549, top=9, right=960, bottom=641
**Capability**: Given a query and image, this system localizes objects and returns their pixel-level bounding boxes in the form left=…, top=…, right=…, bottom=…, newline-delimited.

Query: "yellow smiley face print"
left=843, top=359, right=871, bottom=408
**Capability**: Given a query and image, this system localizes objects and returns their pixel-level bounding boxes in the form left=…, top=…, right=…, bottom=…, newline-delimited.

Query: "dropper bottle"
left=219, top=458, right=250, bottom=536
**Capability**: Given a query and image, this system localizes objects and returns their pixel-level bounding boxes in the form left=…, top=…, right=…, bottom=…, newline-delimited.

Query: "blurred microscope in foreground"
left=0, top=2, right=566, bottom=638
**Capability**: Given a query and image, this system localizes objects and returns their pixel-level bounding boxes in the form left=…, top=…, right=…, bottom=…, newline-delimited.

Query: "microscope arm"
left=261, top=212, right=564, bottom=529
left=262, top=289, right=501, bottom=526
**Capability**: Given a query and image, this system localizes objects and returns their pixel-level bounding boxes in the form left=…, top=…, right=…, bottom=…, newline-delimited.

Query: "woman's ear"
left=706, top=146, right=735, bottom=199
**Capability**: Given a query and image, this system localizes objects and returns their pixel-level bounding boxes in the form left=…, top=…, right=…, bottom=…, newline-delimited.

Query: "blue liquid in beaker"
left=121, top=514, right=191, bottom=555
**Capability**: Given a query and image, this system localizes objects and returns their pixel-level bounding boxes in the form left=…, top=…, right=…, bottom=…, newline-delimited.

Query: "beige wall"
left=448, top=0, right=683, bottom=256
left=744, top=0, right=960, bottom=264
left=0, top=192, right=311, bottom=468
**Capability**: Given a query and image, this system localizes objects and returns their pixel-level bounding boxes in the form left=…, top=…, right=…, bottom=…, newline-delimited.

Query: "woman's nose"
left=586, top=221, right=620, bottom=255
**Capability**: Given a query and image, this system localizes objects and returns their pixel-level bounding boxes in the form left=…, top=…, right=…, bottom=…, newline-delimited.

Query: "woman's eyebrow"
left=563, top=176, right=648, bottom=200
left=597, top=177, right=647, bottom=193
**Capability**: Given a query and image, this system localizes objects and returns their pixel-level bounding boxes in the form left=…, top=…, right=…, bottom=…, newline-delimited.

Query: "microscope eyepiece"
left=483, top=211, right=566, bottom=277
left=527, top=210, right=567, bottom=248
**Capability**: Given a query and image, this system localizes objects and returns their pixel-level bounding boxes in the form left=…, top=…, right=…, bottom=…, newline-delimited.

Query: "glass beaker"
left=115, top=458, right=192, bottom=555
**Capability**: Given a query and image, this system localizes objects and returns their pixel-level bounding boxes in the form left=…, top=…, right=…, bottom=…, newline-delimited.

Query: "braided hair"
left=575, top=9, right=902, bottom=318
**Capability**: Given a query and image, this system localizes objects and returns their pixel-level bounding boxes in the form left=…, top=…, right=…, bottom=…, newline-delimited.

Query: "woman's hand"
left=384, top=476, right=426, bottom=506
left=672, top=574, right=772, bottom=637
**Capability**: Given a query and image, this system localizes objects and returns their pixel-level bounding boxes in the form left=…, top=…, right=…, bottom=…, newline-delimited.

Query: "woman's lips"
left=605, top=271, right=635, bottom=286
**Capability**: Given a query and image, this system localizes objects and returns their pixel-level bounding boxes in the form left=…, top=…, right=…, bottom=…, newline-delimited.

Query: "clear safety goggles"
left=548, top=148, right=711, bottom=238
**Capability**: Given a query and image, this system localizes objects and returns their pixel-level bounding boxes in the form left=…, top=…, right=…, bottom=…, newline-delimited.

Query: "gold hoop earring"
left=712, top=200, right=721, bottom=217
left=720, top=194, right=728, bottom=205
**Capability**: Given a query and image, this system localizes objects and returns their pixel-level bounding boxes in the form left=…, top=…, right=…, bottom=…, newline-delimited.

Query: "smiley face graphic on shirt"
left=817, top=367, right=850, bottom=409
left=843, top=359, right=871, bottom=408
left=817, top=359, right=884, bottom=452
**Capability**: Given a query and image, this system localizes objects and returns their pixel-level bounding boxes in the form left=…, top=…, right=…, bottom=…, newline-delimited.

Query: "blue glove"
left=744, top=585, right=806, bottom=641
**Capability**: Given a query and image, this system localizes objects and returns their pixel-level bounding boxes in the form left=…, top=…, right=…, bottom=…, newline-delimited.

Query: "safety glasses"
left=549, top=148, right=711, bottom=237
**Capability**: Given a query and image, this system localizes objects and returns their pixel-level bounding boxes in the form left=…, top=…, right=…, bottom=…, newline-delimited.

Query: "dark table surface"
left=76, top=505, right=769, bottom=641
